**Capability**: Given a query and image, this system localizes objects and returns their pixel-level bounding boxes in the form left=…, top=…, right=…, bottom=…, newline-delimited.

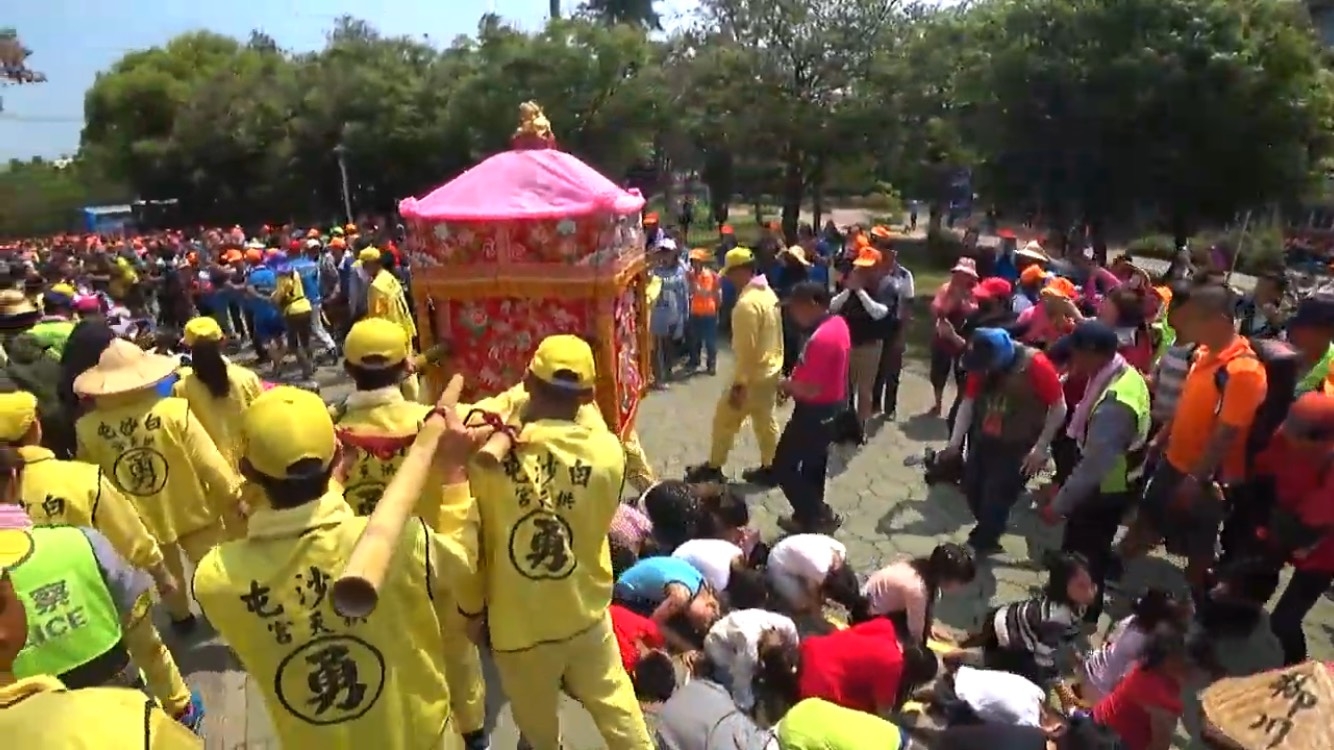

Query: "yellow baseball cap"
left=242, top=386, right=337, bottom=479
left=358, top=247, right=382, bottom=263
left=0, top=392, right=38, bottom=442
left=529, top=334, right=595, bottom=391
left=721, top=247, right=756, bottom=273
left=182, top=316, right=224, bottom=346
left=50, top=283, right=77, bottom=298
left=344, top=319, right=409, bottom=369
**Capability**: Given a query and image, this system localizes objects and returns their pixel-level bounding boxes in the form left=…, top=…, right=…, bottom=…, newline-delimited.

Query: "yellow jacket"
left=16, top=445, right=164, bottom=571
left=729, top=280, right=783, bottom=385
left=463, top=418, right=625, bottom=652
left=76, top=393, right=241, bottom=544
left=0, top=675, right=202, bottom=749
left=367, top=269, right=416, bottom=344
left=172, top=362, right=265, bottom=468
left=274, top=268, right=313, bottom=316
left=194, top=488, right=474, bottom=749
left=335, top=387, right=481, bottom=543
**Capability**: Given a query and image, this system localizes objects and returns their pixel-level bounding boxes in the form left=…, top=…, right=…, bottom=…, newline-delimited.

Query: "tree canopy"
left=4, top=0, right=1331, bottom=239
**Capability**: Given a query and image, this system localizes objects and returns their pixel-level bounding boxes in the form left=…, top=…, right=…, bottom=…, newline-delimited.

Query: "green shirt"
left=1297, top=344, right=1334, bottom=395
left=777, top=698, right=904, bottom=750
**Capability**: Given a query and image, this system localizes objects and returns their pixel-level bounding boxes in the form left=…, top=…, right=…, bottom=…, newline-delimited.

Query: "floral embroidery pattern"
left=441, top=297, right=590, bottom=401
left=614, top=283, right=644, bottom=428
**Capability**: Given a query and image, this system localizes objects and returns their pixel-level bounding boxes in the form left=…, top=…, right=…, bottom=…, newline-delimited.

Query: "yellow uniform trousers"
left=160, top=521, right=228, bottom=621
left=708, top=377, right=780, bottom=468
left=124, top=593, right=192, bottom=715
left=491, top=614, right=653, bottom=750
left=622, top=427, right=655, bottom=492
left=436, top=601, right=487, bottom=735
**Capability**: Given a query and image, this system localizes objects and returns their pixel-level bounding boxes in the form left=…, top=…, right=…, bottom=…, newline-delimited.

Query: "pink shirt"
left=861, top=560, right=930, bottom=641
left=792, top=315, right=851, bottom=405
left=1016, top=305, right=1061, bottom=345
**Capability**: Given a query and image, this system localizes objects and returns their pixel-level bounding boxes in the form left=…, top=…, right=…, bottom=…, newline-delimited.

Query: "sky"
left=0, top=0, right=698, bottom=160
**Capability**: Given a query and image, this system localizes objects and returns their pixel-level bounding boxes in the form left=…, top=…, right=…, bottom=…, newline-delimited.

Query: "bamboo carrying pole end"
left=331, top=577, right=378, bottom=619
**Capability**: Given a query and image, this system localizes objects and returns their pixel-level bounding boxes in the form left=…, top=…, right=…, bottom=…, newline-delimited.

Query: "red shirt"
left=797, top=619, right=903, bottom=713
left=1091, top=664, right=1182, bottom=750
left=609, top=604, right=664, bottom=675
left=791, top=315, right=851, bottom=405
left=964, top=349, right=1064, bottom=405
left=1255, top=434, right=1334, bottom=572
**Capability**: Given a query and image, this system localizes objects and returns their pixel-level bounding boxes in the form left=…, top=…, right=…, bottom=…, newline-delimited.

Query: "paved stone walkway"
left=172, top=351, right=1333, bottom=749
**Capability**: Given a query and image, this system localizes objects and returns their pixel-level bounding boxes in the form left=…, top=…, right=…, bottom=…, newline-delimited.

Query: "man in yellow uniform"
left=0, top=571, right=203, bottom=748
left=194, top=386, right=477, bottom=749
left=72, top=339, right=243, bottom=629
left=331, top=318, right=487, bottom=747
left=271, top=253, right=316, bottom=381
left=687, top=247, right=784, bottom=485
left=361, top=247, right=420, bottom=401
left=462, top=335, right=653, bottom=750
left=0, top=391, right=198, bottom=721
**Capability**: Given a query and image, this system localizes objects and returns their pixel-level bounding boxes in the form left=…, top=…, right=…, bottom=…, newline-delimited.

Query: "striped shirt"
left=991, top=597, right=1082, bottom=684
left=1151, top=343, right=1194, bottom=421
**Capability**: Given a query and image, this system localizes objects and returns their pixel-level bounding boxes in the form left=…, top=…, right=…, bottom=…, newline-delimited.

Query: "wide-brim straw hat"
left=74, top=338, right=179, bottom=397
left=1202, top=661, right=1334, bottom=750
left=0, top=289, right=39, bottom=331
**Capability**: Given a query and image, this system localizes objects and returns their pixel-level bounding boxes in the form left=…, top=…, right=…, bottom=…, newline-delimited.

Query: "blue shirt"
left=649, top=265, right=689, bottom=336
left=290, top=258, right=323, bottom=305
left=615, top=557, right=704, bottom=604
left=246, top=267, right=280, bottom=320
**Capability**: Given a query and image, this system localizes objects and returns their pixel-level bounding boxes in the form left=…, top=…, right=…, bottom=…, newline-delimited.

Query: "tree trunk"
left=781, top=144, right=804, bottom=245
left=549, top=0, right=561, bottom=19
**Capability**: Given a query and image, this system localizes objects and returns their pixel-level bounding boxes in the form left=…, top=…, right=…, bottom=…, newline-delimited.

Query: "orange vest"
left=690, top=270, right=719, bottom=316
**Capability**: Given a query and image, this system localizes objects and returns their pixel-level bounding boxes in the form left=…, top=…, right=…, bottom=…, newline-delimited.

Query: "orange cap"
left=720, top=225, right=734, bottom=235
left=644, top=212, right=659, bottom=224
left=223, top=249, right=243, bottom=263
left=244, top=248, right=263, bottom=263
left=1042, top=277, right=1078, bottom=300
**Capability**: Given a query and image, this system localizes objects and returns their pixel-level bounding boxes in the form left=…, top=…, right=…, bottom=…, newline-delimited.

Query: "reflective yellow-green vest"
left=7, top=526, right=123, bottom=679
left=1083, top=367, right=1151, bottom=494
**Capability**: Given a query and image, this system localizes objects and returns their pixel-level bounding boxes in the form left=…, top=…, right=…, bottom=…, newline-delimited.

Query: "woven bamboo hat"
left=1202, top=661, right=1334, bottom=750
left=73, top=338, right=179, bottom=397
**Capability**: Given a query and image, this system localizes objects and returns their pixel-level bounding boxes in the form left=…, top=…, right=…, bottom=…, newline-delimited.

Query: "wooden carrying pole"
left=332, top=374, right=465, bottom=618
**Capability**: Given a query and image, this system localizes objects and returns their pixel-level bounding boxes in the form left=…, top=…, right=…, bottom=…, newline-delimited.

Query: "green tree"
left=0, top=158, right=129, bottom=237
left=949, top=0, right=1334, bottom=249
left=580, top=0, right=662, bottom=30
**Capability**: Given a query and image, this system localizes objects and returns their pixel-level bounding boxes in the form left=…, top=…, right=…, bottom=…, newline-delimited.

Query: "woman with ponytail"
left=859, top=542, right=976, bottom=643
left=172, top=316, right=264, bottom=469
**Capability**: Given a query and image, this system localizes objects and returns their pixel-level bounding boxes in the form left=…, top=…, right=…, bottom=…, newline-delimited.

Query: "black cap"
left=1067, top=320, right=1121, bottom=356
left=787, top=281, right=831, bottom=306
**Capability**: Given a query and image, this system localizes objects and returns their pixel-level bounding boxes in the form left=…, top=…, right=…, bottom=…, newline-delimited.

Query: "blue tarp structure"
left=82, top=204, right=132, bottom=235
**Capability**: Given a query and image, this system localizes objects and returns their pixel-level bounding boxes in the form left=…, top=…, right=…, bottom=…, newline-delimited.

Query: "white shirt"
left=703, top=609, right=800, bottom=711
left=767, top=534, right=846, bottom=585
left=1081, top=616, right=1150, bottom=697
left=673, top=539, right=743, bottom=592
left=953, top=666, right=1045, bottom=727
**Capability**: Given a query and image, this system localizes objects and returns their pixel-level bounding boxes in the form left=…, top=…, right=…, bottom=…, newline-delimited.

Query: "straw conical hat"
left=73, top=338, right=179, bottom=397
left=1202, top=661, right=1334, bottom=750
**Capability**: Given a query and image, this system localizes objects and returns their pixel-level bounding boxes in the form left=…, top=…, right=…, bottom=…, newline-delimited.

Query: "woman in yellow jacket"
left=172, top=317, right=265, bottom=469
left=174, top=317, right=265, bottom=537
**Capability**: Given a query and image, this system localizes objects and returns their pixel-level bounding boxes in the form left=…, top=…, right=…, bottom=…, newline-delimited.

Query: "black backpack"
left=0, top=333, right=74, bottom=458
left=1212, top=337, right=1301, bottom=476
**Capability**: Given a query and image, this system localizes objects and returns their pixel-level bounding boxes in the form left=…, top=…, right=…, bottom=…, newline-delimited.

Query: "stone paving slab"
left=175, top=349, right=1333, bottom=749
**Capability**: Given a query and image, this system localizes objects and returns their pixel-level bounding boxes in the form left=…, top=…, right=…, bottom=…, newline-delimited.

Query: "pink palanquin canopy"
left=399, top=148, right=645, bottom=223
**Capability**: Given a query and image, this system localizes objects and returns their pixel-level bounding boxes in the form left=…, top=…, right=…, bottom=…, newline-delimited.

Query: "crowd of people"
left=0, top=213, right=1326, bottom=750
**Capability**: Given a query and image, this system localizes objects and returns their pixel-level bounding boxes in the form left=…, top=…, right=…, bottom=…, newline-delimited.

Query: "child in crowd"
left=1090, top=625, right=1194, bottom=750
left=1077, top=588, right=1190, bottom=703
left=609, top=603, right=677, bottom=703
left=857, top=542, right=977, bottom=644
left=958, top=552, right=1096, bottom=687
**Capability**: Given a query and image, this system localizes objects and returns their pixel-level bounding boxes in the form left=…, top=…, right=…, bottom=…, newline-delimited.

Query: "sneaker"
left=174, top=689, right=206, bottom=734
left=462, top=729, right=490, bottom=750
left=966, top=537, right=1003, bottom=557
left=169, top=614, right=198, bottom=636
left=740, top=466, right=777, bottom=487
left=706, top=366, right=716, bottom=375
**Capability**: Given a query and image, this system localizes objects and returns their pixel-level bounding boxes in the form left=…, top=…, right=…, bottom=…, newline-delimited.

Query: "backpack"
left=1211, top=337, right=1300, bottom=476
left=0, top=333, right=74, bottom=458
